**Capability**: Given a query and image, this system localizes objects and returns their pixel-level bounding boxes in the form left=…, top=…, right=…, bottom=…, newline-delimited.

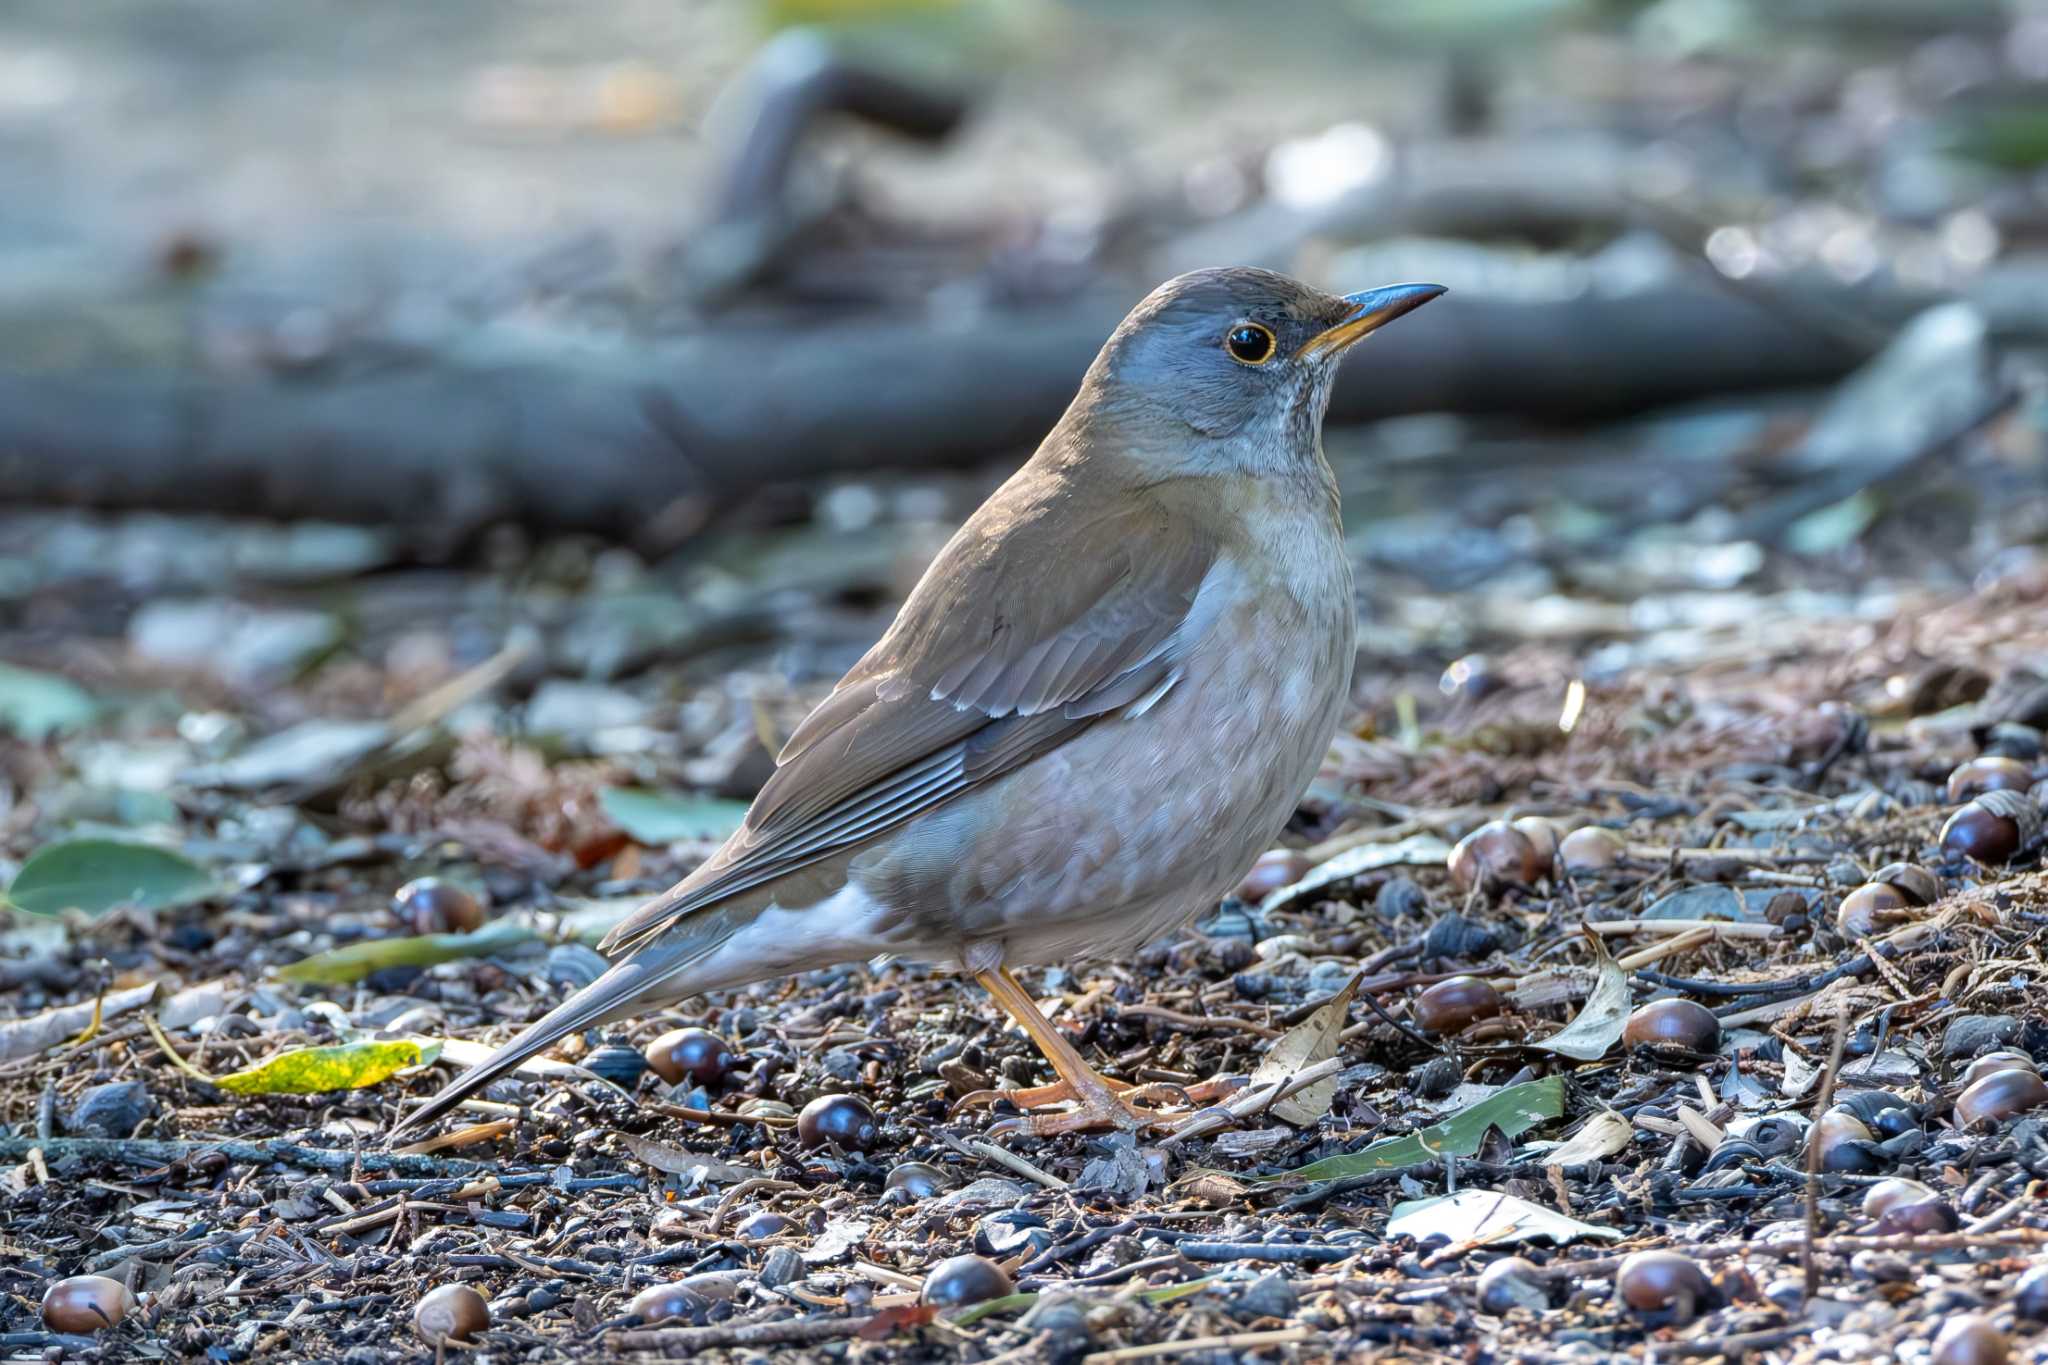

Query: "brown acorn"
left=1558, top=826, right=1624, bottom=875
left=393, top=877, right=485, bottom=935
left=1412, top=976, right=1504, bottom=1034
left=1958, top=1051, right=2039, bottom=1090
left=628, top=1281, right=702, bottom=1325
left=41, top=1276, right=135, bottom=1334
left=797, top=1093, right=879, bottom=1151
left=1946, top=756, right=2034, bottom=804
left=1615, top=1250, right=1714, bottom=1325
left=1510, top=817, right=1560, bottom=874
left=1953, top=1067, right=2048, bottom=1128
left=1867, top=861, right=1941, bottom=906
left=1930, top=1313, right=2010, bottom=1365
left=1861, top=1177, right=1938, bottom=1220
left=1622, top=998, right=1720, bottom=1052
left=1237, top=849, right=1310, bottom=902
left=1835, top=882, right=1913, bottom=938
left=1809, top=1110, right=1882, bottom=1172
left=414, top=1284, right=490, bottom=1345
left=1447, top=821, right=1543, bottom=894
left=644, top=1028, right=738, bottom=1087
left=1941, top=789, right=2040, bottom=865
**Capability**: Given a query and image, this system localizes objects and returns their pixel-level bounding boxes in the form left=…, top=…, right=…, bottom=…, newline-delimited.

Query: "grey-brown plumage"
left=392, top=268, right=1443, bottom=1139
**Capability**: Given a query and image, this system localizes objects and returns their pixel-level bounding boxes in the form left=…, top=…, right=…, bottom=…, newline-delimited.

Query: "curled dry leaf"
left=1527, top=930, right=1630, bottom=1062
left=1251, top=970, right=1362, bottom=1126
left=619, top=1133, right=757, bottom=1183
left=1541, top=1110, right=1633, bottom=1166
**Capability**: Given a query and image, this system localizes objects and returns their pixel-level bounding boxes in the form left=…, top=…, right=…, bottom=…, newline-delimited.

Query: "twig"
left=0, top=1135, right=486, bottom=1177
left=1082, top=1327, right=1315, bottom=1363
left=609, top=1312, right=877, bottom=1351
left=1807, top=1003, right=1849, bottom=1308
left=1159, top=1056, right=1343, bottom=1147
left=937, top=1131, right=1070, bottom=1190
left=1584, top=919, right=1780, bottom=939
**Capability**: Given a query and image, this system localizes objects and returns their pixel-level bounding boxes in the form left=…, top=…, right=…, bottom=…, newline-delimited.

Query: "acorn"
left=1558, top=826, right=1624, bottom=875
left=1953, top=1067, right=2048, bottom=1129
left=1875, top=1196, right=1959, bottom=1234
left=1614, top=1250, right=1715, bottom=1326
left=1940, top=789, right=2040, bottom=865
left=1946, top=756, right=2034, bottom=804
left=2016, top=1261, right=2048, bottom=1322
left=1475, top=1256, right=1551, bottom=1314
left=1835, top=882, right=1914, bottom=938
left=413, top=1284, right=490, bottom=1345
left=797, top=1093, right=879, bottom=1152
left=644, top=1028, right=738, bottom=1087
left=1809, top=1110, right=1884, bottom=1173
left=41, top=1275, right=134, bottom=1334
left=1510, top=817, right=1560, bottom=873
left=583, top=1042, right=648, bottom=1091
left=1622, top=998, right=1721, bottom=1052
left=920, top=1255, right=1014, bottom=1310
left=1412, top=976, right=1504, bottom=1034
left=393, top=877, right=485, bottom=935
left=1831, top=1089, right=1921, bottom=1138
left=883, top=1161, right=949, bottom=1199
left=1447, top=821, right=1543, bottom=895
left=1860, top=1177, right=1937, bottom=1220
left=1931, top=1314, right=2009, bottom=1365
left=628, top=1281, right=703, bottom=1325
left=1867, top=861, right=1942, bottom=906
left=1237, top=849, right=1310, bottom=902
left=1959, top=1051, right=2039, bottom=1090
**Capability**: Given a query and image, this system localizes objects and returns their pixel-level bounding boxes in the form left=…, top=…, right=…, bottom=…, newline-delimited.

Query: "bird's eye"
left=1224, top=322, right=1276, bottom=366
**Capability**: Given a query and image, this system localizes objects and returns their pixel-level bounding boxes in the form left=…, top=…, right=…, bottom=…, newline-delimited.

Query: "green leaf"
left=276, top=917, right=537, bottom=985
left=5, top=838, right=215, bottom=917
left=0, top=665, right=97, bottom=740
left=215, top=1039, right=440, bottom=1095
left=1259, top=1077, right=1566, bottom=1182
left=600, top=787, right=750, bottom=844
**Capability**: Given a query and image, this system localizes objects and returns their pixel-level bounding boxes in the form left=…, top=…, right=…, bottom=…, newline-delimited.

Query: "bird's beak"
left=1299, top=282, right=1447, bottom=360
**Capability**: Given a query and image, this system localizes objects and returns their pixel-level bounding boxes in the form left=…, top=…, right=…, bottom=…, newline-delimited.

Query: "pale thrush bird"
left=392, top=268, right=1443, bottom=1139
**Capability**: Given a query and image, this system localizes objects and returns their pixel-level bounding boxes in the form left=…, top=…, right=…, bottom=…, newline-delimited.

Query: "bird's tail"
left=388, top=945, right=695, bottom=1141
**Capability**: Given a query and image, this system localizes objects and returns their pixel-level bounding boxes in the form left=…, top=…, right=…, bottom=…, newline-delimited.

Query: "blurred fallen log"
left=0, top=279, right=1865, bottom=539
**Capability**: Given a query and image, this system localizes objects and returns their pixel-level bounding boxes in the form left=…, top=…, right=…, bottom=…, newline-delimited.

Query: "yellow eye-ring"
left=1224, top=322, right=1276, bottom=366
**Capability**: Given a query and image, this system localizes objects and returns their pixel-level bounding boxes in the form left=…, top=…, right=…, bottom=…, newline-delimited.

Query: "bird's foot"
left=960, top=1073, right=1242, bottom=1137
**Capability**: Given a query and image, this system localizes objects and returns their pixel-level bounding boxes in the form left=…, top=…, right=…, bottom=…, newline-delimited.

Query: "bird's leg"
left=967, top=968, right=1236, bottom=1135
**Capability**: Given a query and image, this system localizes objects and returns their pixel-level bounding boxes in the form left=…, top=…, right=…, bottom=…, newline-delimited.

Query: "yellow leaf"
left=214, top=1039, right=440, bottom=1095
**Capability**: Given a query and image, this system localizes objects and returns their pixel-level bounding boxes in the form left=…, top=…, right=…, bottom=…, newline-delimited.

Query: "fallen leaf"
left=0, top=664, right=96, bottom=740
left=619, top=1134, right=756, bottom=1183
left=803, top=1215, right=872, bottom=1264
left=1540, top=1110, right=1632, bottom=1166
left=1528, top=931, right=1629, bottom=1061
left=6, top=839, right=216, bottom=918
left=1387, top=1188, right=1623, bottom=1246
left=214, top=1039, right=440, bottom=1095
left=0, top=984, right=160, bottom=1063
left=276, top=917, right=537, bottom=984
left=1251, top=970, right=1362, bottom=1125
left=600, top=787, right=750, bottom=844
left=1259, top=834, right=1452, bottom=914
left=1261, top=1077, right=1566, bottom=1182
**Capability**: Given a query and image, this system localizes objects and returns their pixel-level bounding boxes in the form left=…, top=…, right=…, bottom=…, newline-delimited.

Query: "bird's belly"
left=861, top=591, right=1353, bottom=969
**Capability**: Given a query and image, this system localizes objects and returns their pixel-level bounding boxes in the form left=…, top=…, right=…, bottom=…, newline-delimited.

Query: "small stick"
left=1584, top=919, right=1780, bottom=939
left=1803, top=1005, right=1850, bottom=1306
left=1083, top=1327, right=1316, bottom=1363
left=938, top=1131, right=1070, bottom=1190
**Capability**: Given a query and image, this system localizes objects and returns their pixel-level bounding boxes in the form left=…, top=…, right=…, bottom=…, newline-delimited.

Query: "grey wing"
left=598, top=506, right=1219, bottom=957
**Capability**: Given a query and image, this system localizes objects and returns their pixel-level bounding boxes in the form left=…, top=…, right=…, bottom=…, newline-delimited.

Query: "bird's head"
left=1078, top=267, right=1444, bottom=475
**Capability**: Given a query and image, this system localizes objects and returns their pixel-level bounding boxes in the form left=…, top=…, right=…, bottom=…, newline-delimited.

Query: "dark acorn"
left=1809, top=1110, right=1884, bottom=1173
left=1861, top=1177, right=1937, bottom=1220
left=1475, top=1256, right=1551, bottom=1314
left=1959, top=1051, right=2039, bottom=1090
left=797, top=1093, right=879, bottom=1152
left=1940, top=790, right=2040, bottom=865
left=919, top=1255, right=1014, bottom=1310
left=1831, top=1089, right=1921, bottom=1138
left=1835, top=882, right=1912, bottom=938
left=1558, top=826, right=1624, bottom=874
left=1622, top=999, right=1721, bottom=1052
left=644, top=1028, right=738, bottom=1087
left=1412, top=976, right=1504, bottom=1034
left=1615, top=1250, right=1716, bottom=1326
left=1236, top=849, right=1310, bottom=902
left=734, top=1209, right=798, bottom=1241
